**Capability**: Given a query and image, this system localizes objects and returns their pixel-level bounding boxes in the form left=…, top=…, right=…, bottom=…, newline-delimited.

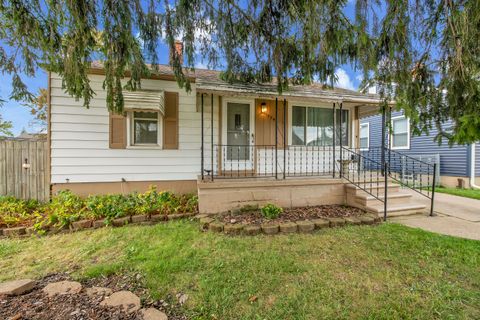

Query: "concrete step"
left=345, top=183, right=400, bottom=194
left=366, top=203, right=426, bottom=217
left=355, top=192, right=413, bottom=207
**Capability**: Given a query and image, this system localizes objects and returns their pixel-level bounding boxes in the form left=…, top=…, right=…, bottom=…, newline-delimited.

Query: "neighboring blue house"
left=359, top=110, right=480, bottom=188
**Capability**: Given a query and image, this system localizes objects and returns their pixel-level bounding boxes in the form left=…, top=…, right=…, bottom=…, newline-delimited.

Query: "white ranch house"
left=48, top=62, right=435, bottom=216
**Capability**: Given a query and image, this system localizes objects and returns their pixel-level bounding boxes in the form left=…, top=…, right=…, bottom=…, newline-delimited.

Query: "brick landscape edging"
left=0, top=212, right=197, bottom=239
left=196, top=214, right=382, bottom=236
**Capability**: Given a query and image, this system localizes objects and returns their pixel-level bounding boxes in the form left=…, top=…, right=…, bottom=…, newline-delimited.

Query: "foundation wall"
left=52, top=180, right=197, bottom=197
left=197, top=177, right=346, bottom=214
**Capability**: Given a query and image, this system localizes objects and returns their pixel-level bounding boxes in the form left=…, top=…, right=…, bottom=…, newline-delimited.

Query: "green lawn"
left=433, top=187, right=480, bottom=200
left=1, top=221, right=479, bottom=319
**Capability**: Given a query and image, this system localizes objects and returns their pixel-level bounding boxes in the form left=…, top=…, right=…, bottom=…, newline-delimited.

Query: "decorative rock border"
left=197, top=214, right=381, bottom=236
left=0, top=212, right=197, bottom=239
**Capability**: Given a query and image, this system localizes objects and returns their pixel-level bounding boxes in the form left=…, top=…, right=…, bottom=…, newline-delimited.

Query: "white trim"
left=127, top=110, right=163, bottom=149
left=221, top=98, right=255, bottom=169
left=390, top=115, right=410, bottom=150
left=289, top=104, right=350, bottom=147
left=359, top=122, right=369, bottom=151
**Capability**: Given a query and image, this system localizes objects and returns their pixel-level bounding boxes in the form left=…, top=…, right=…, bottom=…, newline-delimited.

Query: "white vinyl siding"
left=50, top=73, right=219, bottom=183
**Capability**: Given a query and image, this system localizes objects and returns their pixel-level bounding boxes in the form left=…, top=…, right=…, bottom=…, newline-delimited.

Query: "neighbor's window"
left=292, top=106, right=348, bottom=146
left=132, top=111, right=159, bottom=145
left=359, top=123, right=369, bottom=150
left=391, top=116, right=410, bottom=149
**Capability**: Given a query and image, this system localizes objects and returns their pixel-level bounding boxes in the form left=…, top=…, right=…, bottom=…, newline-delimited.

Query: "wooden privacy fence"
left=0, top=139, right=50, bottom=202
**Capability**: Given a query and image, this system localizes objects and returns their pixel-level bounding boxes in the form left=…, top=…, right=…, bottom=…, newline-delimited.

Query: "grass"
left=1, top=221, right=479, bottom=319
left=432, top=186, right=480, bottom=200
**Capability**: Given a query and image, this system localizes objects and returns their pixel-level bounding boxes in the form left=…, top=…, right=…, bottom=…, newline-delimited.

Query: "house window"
left=292, top=106, right=348, bottom=146
left=391, top=116, right=410, bottom=149
left=360, top=123, right=369, bottom=150
left=131, top=111, right=161, bottom=146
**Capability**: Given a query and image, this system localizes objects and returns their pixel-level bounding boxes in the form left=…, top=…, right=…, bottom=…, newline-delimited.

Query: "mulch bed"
left=219, top=205, right=367, bottom=225
left=0, top=273, right=188, bottom=320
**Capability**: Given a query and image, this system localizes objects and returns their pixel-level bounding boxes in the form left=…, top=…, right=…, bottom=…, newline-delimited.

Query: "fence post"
left=211, top=93, right=214, bottom=181
left=283, top=98, right=286, bottom=179
left=339, top=103, right=343, bottom=177
left=430, top=163, right=437, bottom=216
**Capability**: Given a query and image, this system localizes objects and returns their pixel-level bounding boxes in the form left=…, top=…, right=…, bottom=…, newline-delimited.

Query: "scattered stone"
left=42, top=281, right=82, bottom=297
left=224, top=223, right=244, bottom=235
left=3, top=227, right=26, bottom=237
left=359, top=215, right=376, bottom=225
left=279, top=222, right=298, bottom=233
left=100, top=290, right=141, bottom=313
left=296, top=220, right=315, bottom=233
left=176, top=292, right=188, bottom=305
left=85, top=286, right=113, bottom=297
left=194, top=214, right=209, bottom=220
left=261, top=224, right=279, bottom=235
left=344, top=217, right=362, bottom=225
left=244, top=225, right=261, bottom=235
left=230, top=218, right=237, bottom=224
left=327, top=217, right=346, bottom=227
left=71, top=220, right=93, bottom=230
left=112, top=217, right=131, bottom=227
left=311, top=218, right=330, bottom=229
left=209, top=222, right=224, bottom=232
left=131, top=215, right=148, bottom=223
left=93, top=220, right=105, bottom=228
left=139, top=307, right=168, bottom=320
left=0, top=279, right=36, bottom=296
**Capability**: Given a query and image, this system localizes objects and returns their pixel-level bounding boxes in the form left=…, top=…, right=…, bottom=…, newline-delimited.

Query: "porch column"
left=381, top=105, right=386, bottom=176
left=332, top=102, right=336, bottom=178
left=283, top=98, right=287, bottom=179
left=211, top=93, right=214, bottom=181
left=275, top=97, right=278, bottom=179
left=201, top=93, right=204, bottom=180
left=339, top=102, right=343, bottom=177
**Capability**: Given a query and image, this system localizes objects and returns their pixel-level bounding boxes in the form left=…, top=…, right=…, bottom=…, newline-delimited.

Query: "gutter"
left=470, top=143, right=480, bottom=189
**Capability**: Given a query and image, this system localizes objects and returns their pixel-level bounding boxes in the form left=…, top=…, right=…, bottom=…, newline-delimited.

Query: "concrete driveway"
left=390, top=191, right=480, bottom=240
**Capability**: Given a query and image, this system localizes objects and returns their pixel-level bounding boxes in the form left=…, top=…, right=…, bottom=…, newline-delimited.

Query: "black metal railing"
left=340, top=146, right=388, bottom=220
left=210, top=144, right=338, bottom=179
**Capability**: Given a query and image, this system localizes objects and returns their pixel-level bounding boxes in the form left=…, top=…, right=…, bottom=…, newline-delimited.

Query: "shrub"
left=84, top=194, right=130, bottom=225
left=261, top=203, right=283, bottom=219
left=45, top=190, right=84, bottom=229
left=0, top=196, right=41, bottom=228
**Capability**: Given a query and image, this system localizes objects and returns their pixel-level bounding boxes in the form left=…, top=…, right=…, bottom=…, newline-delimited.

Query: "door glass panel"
left=226, top=103, right=250, bottom=160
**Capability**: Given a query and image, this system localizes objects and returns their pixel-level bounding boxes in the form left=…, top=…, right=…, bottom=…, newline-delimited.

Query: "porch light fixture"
left=260, top=102, right=268, bottom=114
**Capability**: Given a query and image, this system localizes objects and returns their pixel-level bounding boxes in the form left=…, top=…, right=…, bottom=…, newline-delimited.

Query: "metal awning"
left=123, top=90, right=165, bottom=115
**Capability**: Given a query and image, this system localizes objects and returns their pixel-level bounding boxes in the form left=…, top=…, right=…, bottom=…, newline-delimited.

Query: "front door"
left=222, top=100, right=255, bottom=174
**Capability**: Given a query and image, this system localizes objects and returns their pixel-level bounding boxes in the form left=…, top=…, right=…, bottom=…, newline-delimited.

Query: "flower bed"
left=198, top=204, right=381, bottom=236
left=0, top=186, right=198, bottom=237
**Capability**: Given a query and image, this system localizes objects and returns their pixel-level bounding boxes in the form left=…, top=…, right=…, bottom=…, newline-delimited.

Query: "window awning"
left=123, top=90, right=165, bottom=115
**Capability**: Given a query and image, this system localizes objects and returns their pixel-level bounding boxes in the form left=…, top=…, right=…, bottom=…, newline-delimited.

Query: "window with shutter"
left=109, top=112, right=127, bottom=149
left=163, top=91, right=179, bottom=149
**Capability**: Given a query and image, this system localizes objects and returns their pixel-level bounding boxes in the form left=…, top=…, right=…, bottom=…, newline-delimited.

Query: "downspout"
left=470, top=143, right=480, bottom=189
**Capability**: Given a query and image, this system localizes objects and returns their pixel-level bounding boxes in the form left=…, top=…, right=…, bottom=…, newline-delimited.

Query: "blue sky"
left=0, top=1, right=363, bottom=136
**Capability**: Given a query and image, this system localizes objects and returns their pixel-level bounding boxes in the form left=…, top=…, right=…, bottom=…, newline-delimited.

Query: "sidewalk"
left=390, top=191, right=480, bottom=240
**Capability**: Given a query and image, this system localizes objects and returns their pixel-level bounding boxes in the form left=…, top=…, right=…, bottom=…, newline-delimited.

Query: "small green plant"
left=46, top=190, right=84, bottom=229
left=261, top=203, right=283, bottom=219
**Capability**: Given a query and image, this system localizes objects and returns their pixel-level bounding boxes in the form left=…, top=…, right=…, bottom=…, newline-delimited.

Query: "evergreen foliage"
left=0, top=0, right=479, bottom=144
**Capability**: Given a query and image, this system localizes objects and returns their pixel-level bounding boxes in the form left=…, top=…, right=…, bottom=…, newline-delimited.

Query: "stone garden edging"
left=0, top=212, right=197, bottom=239
left=196, top=213, right=382, bottom=236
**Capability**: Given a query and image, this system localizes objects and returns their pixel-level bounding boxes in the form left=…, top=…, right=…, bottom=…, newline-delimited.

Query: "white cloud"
left=334, top=68, right=356, bottom=91
left=355, top=74, right=363, bottom=82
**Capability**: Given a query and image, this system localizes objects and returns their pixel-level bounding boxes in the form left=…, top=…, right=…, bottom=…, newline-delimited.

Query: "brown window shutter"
left=163, top=91, right=179, bottom=149
left=109, top=112, right=127, bottom=149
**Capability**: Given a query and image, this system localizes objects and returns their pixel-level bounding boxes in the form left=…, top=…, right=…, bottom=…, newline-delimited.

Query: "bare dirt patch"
left=0, top=273, right=187, bottom=320
left=219, top=205, right=367, bottom=225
